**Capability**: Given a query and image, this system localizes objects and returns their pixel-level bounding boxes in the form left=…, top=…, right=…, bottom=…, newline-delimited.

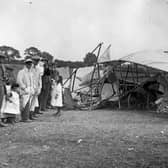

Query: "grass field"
left=0, top=109, right=168, bottom=168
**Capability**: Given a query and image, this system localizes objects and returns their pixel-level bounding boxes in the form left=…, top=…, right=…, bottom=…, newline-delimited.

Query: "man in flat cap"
left=17, top=58, right=34, bottom=122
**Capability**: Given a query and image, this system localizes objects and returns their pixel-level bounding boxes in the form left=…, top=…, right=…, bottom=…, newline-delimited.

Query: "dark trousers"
left=21, top=100, right=30, bottom=121
left=0, top=85, right=4, bottom=111
left=39, top=89, right=50, bottom=111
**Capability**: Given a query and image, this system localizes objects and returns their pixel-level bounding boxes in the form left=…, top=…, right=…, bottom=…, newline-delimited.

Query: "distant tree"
left=41, top=51, right=53, bottom=63
left=24, top=47, right=41, bottom=58
left=54, top=59, right=85, bottom=68
left=83, top=52, right=97, bottom=65
left=0, top=46, right=20, bottom=60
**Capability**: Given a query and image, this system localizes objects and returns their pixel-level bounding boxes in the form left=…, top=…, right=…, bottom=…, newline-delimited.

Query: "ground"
left=0, top=109, right=168, bottom=168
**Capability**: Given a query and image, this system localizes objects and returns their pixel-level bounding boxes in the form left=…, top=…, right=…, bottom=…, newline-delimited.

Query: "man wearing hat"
left=17, top=58, right=34, bottom=122
left=0, top=54, right=7, bottom=127
left=29, top=55, right=44, bottom=118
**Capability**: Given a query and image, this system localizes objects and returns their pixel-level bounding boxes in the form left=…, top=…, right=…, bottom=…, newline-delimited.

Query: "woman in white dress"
left=50, top=76, right=63, bottom=116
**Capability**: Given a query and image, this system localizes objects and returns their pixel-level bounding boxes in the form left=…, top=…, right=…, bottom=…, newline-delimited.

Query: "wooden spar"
left=96, top=44, right=103, bottom=101
left=71, top=69, right=77, bottom=92
left=63, top=68, right=78, bottom=86
left=119, top=63, right=124, bottom=91
left=97, top=44, right=102, bottom=80
left=135, top=64, right=139, bottom=83
left=74, top=85, right=90, bottom=92
left=90, top=64, right=96, bottom=108
left=130, top=64, right=136, bottom=84
left=90, top=43, right=103, bottom=108
left=123, top=64, right=130, bottom=94
left=91, top=42, right=103, bottom=54
left=125, top=64, right=129, bottom=82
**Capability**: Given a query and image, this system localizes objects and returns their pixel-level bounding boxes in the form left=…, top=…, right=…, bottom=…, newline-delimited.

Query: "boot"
left=35, top=107, right=43, bottom=114
left=33, top=113, right=38, bottom=118
left=29, top=111, right=36, bottom=120
left=32, top=108, right=38, bottom=118
left=56, top=111, right=61, bottom=117
left=56, top=108, right=61, bottom=117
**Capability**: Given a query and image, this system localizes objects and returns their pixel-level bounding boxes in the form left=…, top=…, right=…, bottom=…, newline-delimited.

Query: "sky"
left=0, top=0, right=168, bottom=61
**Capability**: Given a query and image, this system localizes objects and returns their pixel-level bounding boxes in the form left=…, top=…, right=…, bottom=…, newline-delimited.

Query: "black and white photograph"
left=0, top=0, right=168, bottom=167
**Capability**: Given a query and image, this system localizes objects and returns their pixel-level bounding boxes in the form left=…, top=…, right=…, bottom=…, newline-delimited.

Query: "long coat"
left=0, top=64, right=6, bottom=117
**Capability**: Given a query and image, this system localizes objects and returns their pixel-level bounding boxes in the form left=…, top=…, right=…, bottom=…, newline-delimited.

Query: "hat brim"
left=25, top=61, right=33, bottom=63
left=24, top=59, right=33, bottom=63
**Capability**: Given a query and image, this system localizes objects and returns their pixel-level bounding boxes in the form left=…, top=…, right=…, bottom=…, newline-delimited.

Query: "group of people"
left=0, top=54, right=63, bottom=127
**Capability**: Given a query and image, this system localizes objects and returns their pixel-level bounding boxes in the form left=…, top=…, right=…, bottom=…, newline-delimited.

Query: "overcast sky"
left=0, top=0, right=168, bottom=60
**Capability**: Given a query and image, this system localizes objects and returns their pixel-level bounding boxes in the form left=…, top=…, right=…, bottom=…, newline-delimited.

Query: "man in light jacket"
left=17, top=58, right=34, bottom=122
left=30, top=55, right=44, bottom=118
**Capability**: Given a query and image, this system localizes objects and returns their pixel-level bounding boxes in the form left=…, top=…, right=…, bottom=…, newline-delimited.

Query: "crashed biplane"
left=69, top=49, right=168, bottom=110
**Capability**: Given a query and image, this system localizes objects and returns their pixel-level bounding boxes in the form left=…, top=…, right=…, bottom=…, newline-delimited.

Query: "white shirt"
left=17, top=66, right=34, bottom=95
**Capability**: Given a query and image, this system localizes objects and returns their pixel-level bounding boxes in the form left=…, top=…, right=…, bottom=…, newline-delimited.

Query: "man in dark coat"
left=0, top=54, right=7, bottom=127
left=38, top=62, right=51, bottom=111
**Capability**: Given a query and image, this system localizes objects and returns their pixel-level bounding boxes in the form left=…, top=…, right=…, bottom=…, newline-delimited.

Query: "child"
left=51, top=76, right=63, bottom=116
left=2, top=83, right=20, bottom=124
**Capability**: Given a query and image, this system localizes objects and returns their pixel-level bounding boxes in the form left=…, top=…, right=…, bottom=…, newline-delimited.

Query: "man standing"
left=0, top=54, right=7, bottom=127
left=17, top=58, right=34, bottom=122
left=39, top=61, right=51, bottom=111
left=30, top=55, right=43, bottom=118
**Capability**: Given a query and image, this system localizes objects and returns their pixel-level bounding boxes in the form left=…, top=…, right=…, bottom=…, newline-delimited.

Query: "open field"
left=0, top=109, right=168, bottom=168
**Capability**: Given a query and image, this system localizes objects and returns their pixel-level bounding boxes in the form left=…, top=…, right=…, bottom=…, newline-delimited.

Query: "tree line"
left=0, top=46, right=97, bottom=67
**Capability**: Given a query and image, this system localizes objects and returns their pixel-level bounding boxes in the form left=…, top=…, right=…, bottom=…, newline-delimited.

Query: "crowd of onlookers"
left=0, top=53, right=63, bottom=127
